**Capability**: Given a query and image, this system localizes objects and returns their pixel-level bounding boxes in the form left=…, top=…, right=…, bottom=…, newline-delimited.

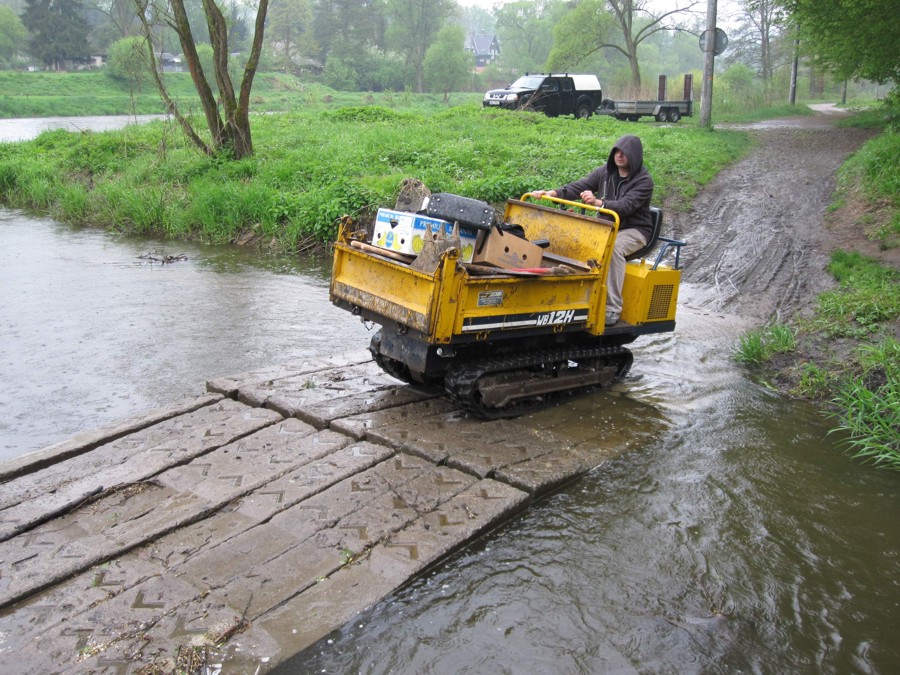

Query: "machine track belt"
left=444, top=345, right=633, bottom=419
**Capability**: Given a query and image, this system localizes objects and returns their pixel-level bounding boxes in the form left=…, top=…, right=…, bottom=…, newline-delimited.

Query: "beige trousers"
left=606, top=228, right=648, bottom=317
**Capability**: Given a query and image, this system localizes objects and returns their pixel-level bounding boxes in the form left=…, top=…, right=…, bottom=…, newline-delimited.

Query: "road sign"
left=700, top=28, right=729, bottom=56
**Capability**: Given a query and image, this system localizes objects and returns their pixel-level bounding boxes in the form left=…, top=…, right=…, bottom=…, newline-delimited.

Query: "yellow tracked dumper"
left=330, top=194, right=685, bottom=418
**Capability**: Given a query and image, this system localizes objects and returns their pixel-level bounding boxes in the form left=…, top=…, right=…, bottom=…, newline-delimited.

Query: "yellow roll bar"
left=521, top=192, right=621, bottom=231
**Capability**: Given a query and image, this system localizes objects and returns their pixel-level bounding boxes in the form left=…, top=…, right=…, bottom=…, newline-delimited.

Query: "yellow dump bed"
left=330, top=198, right=680, bottom=346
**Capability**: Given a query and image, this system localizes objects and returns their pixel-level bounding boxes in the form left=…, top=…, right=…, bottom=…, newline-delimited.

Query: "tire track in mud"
left=670, top=111, right=877, bottom=322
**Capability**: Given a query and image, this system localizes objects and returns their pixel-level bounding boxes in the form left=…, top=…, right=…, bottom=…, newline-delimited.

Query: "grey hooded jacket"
left=553, top=134, right=655, bottom=242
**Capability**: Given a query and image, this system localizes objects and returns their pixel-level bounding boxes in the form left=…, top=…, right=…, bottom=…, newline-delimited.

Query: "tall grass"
left=831, top=339, right=900, bottom=470
left=0, top=105, right=751, bottom=249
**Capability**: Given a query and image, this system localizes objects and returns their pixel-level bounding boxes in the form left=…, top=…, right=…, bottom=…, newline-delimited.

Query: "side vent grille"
left=648, top=284, right=674, bottom=320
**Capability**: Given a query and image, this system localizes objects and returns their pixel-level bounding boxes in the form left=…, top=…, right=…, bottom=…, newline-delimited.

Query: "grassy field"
left=0, top=104, right=751, bottom=249
left=0, top=71, right=484, bottom=118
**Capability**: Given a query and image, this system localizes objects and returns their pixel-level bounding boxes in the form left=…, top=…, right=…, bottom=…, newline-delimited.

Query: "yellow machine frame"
left=330, top=196, right=680, bottom=346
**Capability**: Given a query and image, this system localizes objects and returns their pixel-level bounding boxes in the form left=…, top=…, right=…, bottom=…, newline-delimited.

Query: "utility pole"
left=789, top=38, right=799, bottom=105
left=700, top=0, right=717, bottom=128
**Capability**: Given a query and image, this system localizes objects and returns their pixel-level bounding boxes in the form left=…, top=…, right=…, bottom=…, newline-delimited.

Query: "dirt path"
left=670, top=106, right=882, bottom=322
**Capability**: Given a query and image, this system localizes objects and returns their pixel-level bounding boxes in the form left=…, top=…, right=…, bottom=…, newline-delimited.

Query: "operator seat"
left=625, top=206, right=662, bottom=261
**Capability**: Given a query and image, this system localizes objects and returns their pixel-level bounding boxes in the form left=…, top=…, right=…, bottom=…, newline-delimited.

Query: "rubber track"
left=444, top=345, right=633, bottom=419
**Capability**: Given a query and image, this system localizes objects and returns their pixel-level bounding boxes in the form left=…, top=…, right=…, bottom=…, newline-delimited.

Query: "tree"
left=22, top=0, right=91, bottom=69
left=785, top=0, right=900, bottom=83
left=134, top=0, right=269, bottom=159
left=494, top=0, right=562, bottom=73
left=546, top=0, right=700, bottom=94
left=385, top=0, right=455, bottom=93
left=266, top=0, right=314, bottom=73
left=0, top=5, right=27, bottom=65
left=727, top=0, right=788, bottom=83
left=308, top=0, right=385, bottom=90
left=424, top=23, right=469, bottom=102
left=106, top=34, right=150, bottom=83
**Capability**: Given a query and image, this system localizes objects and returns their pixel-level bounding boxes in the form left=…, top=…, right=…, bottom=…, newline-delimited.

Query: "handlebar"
left=521, top=192, right=620, bottom=229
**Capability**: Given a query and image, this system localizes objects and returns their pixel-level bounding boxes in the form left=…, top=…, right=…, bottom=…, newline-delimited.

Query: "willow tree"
left=134, top=0, right=268, bottom=158
left=547, top=0, right=700, bottom=94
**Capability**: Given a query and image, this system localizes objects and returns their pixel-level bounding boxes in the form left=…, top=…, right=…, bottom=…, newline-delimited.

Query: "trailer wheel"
left=655, top=110, right=668, bottom=122
left=628, top=115, right=639, bottom=122
left=575, top=102, right=593, bottom=119
left=669, top=109, right=681, bottom=123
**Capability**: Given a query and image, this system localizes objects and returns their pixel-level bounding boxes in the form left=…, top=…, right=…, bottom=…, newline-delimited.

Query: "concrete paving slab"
left=233, top=440, right=394, bottom=523
left=330, top=396, right=457, bottom=440
left=238, top=478, right=529, bottom=668
left=0, top=350, right=645, bottom=673
left=205, top=348, right=373, bottom=397
left=244, top=362, right=403, bottom=415
left=0, top=399, right=282, bottom=541
left=0, top=555, right=164, bottom=660
left=296, top=384, right=440, bottom=430
left=0, top=393, right=223, bottom=483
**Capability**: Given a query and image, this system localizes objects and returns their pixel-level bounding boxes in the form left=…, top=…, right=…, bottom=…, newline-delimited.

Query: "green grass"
left=734, top=324, right=796, bottom=364
left=0, top=104, right=751, bottom=248
left=0, top=71, right=485, bottom=118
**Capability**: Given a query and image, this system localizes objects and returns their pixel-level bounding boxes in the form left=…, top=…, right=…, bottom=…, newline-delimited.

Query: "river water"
left=2, top=118, right=899, bottom=673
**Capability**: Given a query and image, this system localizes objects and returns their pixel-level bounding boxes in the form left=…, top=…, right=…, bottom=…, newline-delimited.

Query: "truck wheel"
left=669, top=109, right=681, bottom=123
left=575, top=102, right=593, bottom=119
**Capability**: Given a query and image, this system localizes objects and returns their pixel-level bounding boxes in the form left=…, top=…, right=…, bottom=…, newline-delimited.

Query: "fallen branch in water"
left=138, top=253, right=188, bottom=264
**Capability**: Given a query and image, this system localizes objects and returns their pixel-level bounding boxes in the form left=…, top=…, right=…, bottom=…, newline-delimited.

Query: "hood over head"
left=606, top=134, right=644, bottom=175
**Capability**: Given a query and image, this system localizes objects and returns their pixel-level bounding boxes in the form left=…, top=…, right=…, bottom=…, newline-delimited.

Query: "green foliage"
left=423, top=24, right=470, bottom=101
left=833, top=129, right=900, bottom=249
left=815, top=252, right=900, bottom=336
left=106, top=36, right=152, bottom=85
left=0, top=6, right=27, bottom=63
left=789, top=0, right=900, bottom=83
left=734, top=324, right=796, bottom=365
left=21, top=0, right=90, bottom=67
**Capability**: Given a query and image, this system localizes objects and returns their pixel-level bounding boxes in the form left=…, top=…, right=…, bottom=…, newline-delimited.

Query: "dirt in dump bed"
left=668, top=105, right=892, bottom=323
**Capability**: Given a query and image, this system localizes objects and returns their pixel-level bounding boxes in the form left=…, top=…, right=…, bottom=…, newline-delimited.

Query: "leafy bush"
left=106, top=36, right=152, bottom=85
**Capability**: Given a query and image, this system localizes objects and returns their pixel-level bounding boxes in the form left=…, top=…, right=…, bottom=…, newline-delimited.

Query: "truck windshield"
left=509, top=76, right=546, bottom=89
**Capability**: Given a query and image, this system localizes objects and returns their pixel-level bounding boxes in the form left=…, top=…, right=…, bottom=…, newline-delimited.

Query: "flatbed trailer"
left=596, top=73, right=694, bottom=123
left=598, top=98, right=693, bottom=122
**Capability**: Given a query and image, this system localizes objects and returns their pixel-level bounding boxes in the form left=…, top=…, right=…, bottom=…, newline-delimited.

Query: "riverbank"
left=707, top=108, right=899, bottom=471
left=0, top=106, right=751, bottom=250
left=0, top=71, right=482, bottom=118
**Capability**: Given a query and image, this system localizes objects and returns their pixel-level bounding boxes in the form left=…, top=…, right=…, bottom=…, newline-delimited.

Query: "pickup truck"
left=482, top=73, right=603, bottom=119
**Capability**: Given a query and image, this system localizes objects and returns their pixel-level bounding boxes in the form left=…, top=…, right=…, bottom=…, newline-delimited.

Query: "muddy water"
left=0, top=209, right=373, bottom=460
left=287, top=298, right=900, bottom=673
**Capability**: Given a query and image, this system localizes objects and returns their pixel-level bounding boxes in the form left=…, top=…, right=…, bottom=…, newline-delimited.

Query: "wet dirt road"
left=672, top=107, right=878, bottom=320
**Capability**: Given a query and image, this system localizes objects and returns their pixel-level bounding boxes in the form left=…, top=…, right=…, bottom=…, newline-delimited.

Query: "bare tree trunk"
left=133, top=0, right=268, bottom=160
